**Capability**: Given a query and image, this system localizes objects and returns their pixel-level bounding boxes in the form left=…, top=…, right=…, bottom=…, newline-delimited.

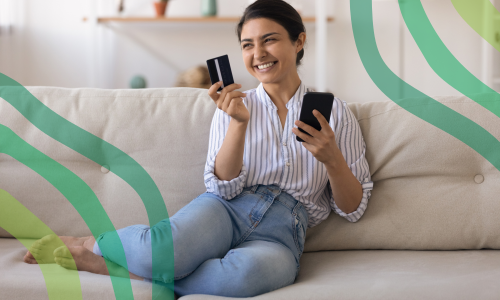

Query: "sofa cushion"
left=180, top=249, right=500, bottom=300
left=0, top=238, right=175, bottom=300
left=3, top=237, right=499, bottom=300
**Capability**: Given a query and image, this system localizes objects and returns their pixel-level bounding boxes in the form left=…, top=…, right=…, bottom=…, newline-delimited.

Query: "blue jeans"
left=93, top=184, right=309, bottom=298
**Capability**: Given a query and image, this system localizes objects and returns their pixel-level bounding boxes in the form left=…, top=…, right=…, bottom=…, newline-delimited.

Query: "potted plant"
left=201, top=0, right=217, bottom=17
left=153, top=0, right=169, bottom=17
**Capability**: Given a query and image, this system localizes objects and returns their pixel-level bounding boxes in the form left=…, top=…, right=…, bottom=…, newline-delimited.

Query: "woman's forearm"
left=325, top=150, right=363, bottom=214
left=214, top=118, right=248, bottom=181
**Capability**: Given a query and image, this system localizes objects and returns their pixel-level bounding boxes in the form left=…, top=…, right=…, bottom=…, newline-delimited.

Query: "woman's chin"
left=255, top=72, right=278, bottom=84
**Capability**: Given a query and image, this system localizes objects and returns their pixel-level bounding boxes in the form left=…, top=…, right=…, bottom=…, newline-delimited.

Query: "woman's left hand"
left=292, top=110, right=341, bottom=167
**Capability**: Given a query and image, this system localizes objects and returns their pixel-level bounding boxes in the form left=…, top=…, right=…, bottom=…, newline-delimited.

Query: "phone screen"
left=296, top=92, right=334, bottom=142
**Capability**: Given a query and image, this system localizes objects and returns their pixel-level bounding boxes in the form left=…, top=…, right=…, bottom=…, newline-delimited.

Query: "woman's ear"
left=296, top=32, right=306, bottom=53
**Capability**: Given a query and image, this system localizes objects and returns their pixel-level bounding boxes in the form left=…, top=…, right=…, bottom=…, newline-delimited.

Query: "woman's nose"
left=253, top=44, right=266, bottom=59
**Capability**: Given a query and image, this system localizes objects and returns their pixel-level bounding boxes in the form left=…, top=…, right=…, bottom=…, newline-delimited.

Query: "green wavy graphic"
left=399, top=0, right=500, bottom=116
left=0, top=189, right=82, bottom=300
left=0, top=124, right=133, bottom=299
left=0, top=73, right=174, bottom=299
left=451, top=0, right=500, bottom=53
left=351, top=0, right=500, bottom=172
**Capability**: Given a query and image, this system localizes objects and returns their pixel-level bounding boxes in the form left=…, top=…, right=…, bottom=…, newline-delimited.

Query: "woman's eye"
left=265, top=38, right=275, bottom=42
left=242, top=44, right=251, bottom=49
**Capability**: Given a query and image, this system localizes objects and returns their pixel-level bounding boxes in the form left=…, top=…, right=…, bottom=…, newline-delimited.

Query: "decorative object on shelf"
left=153, top=0, right=169, bottom=17
left=174, top=66, right=211, bottom=89
left=130, top=75, right=147, bottom=89
left=117, top=0, right=124, bottom=14
left=201, top=0, right=217, bottom=17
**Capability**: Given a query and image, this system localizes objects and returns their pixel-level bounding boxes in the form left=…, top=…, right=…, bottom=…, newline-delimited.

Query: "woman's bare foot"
left=24, top=234, right=95, bottom=264
left=53, top=246, right=144, bottom=281
left=53, top=246, right=103, bottom=273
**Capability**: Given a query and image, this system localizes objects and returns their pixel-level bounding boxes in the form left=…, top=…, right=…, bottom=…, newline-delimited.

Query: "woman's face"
left=240, top=18, right=305, bottom=85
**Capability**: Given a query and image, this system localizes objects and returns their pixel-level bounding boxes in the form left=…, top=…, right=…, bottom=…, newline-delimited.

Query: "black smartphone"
left=296, top=92, right=335, bottom=142
left=206, top=54, right=234, bottom=92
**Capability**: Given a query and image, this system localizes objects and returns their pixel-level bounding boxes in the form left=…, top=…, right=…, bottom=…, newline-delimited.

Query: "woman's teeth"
left=257, top=62, right=275, bottom=70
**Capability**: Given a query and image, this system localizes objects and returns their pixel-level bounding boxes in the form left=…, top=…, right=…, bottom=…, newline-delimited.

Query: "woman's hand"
left=208, top=81, right=249, bottom=124
left=292, top=110, right=342, bottom=168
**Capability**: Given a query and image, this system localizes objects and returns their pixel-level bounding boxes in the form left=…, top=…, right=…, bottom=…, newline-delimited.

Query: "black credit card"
left=206, top=54, right=234, bottom=92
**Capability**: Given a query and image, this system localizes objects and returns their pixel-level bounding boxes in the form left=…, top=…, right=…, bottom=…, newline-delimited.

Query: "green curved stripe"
left=451, top=0, right=500, bottom=53
left=399, top=0, right=500, bottom=118
left=0, top=73, right=174, bottom=298
left=351, top=0, right=500, bottom=172
left=0, top=124, right=133, bottom=299
left=0, top=189, right=82, bottom=300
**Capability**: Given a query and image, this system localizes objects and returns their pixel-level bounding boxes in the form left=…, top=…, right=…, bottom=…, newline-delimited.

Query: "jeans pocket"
left=292, top=214, right=306, bottom=256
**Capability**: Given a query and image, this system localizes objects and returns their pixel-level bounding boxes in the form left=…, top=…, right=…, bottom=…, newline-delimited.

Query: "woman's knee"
left=216, top=242, right=297, bottom=297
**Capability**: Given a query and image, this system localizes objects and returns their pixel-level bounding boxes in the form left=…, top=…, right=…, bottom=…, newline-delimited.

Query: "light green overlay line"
left=0, top=73, right=174, bottom=299
left=351, top=0, right=500, bottom=172
left=0, top=189, right=82, bottom=300
left=399, top=0, right=500, bottom=117
left=451, top=0, right=500, bottom=54
left=0, top=124, right=134, bottom=300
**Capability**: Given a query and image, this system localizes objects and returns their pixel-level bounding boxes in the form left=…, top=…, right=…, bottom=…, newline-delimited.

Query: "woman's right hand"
left=208, top=82, right=249, bottom=124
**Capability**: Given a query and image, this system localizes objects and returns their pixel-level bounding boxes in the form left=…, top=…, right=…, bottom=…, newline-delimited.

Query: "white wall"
left=0, top=0, right=494, bottom=103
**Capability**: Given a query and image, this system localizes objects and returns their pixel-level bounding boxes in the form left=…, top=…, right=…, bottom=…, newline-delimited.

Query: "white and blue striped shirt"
left=204, top=81, right=374, bottom=228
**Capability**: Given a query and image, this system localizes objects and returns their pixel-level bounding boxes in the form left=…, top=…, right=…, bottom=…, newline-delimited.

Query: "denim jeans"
left=93, top=184, right=309, bottom=298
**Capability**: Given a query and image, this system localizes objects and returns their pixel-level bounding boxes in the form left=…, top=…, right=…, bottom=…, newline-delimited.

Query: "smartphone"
left=296, top=92, right=335, bottom=142
left=206, top=54, right=234, bottom=92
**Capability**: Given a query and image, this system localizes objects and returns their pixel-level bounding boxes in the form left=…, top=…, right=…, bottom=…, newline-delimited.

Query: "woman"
left=24, top=0, right=374, bottom=297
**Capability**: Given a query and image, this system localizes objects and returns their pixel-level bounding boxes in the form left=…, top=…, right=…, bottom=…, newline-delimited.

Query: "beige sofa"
left=1, top=86, right=500, bottom=300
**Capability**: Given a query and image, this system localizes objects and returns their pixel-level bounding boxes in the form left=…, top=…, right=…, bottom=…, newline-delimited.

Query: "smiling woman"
left=237, top=1, right=306, bottom=67
left=22, top=0, right=373, bottom=298
left=236, top=0, right=306, bottom=92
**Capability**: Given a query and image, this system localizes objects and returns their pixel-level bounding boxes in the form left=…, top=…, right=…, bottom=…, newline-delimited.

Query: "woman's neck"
left=262, top=71, right=302, bottom=108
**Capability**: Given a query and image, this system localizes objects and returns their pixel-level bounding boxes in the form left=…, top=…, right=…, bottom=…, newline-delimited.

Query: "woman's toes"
left=25, top=234, right=66, bottom=264
left=54, top=256, right=77, bottom=270
left=54, top=246, right=77, bottom=270
left=53, top=245, right=72, bottom=258
left=23, top=252, right=38, bottom=264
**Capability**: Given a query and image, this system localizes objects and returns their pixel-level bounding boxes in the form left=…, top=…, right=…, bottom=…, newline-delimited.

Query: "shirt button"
left=283, top=142, right=287, bottom=146
left=286, top=162, right=290, bottom=167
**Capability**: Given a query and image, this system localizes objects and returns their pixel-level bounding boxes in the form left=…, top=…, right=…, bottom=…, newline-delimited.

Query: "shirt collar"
left=256, top=80, right=307, bottom=111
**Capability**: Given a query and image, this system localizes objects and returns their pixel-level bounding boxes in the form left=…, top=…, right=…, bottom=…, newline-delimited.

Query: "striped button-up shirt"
left=204, top=81, right=374, bottom=228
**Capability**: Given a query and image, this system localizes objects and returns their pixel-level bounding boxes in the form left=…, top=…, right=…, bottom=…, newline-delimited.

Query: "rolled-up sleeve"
left=203, top=107, right=247, bottom=200
left=329, top=100, right=374, bottom=222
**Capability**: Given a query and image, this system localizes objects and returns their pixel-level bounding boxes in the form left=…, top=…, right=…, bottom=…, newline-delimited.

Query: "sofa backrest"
left=0, top=87, right=214, bottom=239
left=305, top=94, right=500, bottom=251
left=1, top=87, right=499, bottom=250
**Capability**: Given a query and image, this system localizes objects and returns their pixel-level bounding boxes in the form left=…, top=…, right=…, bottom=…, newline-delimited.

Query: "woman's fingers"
left=219, top=83, right=242, bottom=110
left=221, top=91, right=247, bottom=111
left=208, top=82, right=245, bottom=114
left=208, top=81, right=223, bottom=103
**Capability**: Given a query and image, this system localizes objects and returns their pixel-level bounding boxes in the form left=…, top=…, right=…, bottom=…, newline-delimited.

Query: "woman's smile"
left=254, top=61, right=278, bottom=73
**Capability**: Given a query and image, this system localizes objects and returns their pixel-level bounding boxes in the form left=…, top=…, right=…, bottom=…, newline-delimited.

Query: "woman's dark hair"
left=236, top=0, right=306, bottom=66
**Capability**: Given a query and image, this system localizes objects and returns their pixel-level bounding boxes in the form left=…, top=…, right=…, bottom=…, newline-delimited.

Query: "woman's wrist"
left=230, top=118, right=249, bottom=128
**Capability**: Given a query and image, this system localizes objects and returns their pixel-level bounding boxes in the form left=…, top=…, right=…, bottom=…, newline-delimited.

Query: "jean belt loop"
left=251, top=184, right=259, bottom=193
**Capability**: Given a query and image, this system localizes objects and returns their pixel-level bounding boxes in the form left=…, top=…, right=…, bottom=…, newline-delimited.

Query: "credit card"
left=206, top=54, right=234, bottom=92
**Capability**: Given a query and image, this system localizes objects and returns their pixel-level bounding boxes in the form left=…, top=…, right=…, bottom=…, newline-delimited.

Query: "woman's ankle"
left=82, top=236, right=96, bottom=253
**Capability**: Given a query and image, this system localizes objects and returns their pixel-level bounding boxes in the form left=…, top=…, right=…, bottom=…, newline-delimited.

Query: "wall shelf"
left=85, top=0, right=332, bottom=90
left=83, top=16, right=334, bottom=24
